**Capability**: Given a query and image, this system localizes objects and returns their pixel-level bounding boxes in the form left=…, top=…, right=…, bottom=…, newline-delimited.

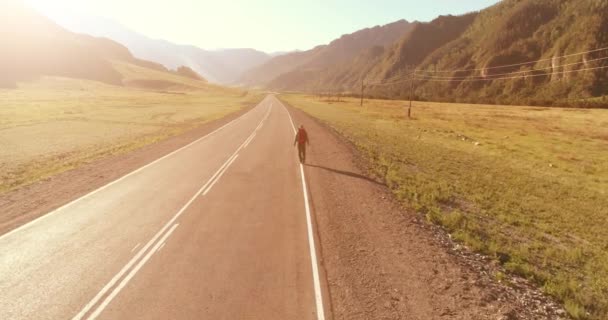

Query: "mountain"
left=0, top=1, right=207, bottom=89
left=44, top=13, right=273, bottom=84
left=263, top=14, right=478, bottom=92
left=407, top=0, right=608, bottom=105
left=239, top=20, right=414, bottom=88
left=257, top=0, right=608, bottom=106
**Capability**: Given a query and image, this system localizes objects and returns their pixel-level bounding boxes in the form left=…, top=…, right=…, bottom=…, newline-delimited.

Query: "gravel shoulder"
left=286, top=103, right=567, bottom=320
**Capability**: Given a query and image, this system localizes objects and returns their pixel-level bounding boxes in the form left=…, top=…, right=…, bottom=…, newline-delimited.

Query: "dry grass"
left=282, top=94, right=608, bottom=320
left=0, top=75, right=261, bottom=193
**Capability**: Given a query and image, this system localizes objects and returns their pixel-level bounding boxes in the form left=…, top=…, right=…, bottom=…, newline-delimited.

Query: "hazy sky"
left=26, top=0, right=500, bottom=52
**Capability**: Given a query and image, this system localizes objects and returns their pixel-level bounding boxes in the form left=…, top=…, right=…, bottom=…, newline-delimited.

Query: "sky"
left=26, top=0, right=500, bottom=52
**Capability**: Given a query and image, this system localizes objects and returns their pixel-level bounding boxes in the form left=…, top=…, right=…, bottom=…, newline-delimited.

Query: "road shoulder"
left=284, top=101, right=566, bottom=320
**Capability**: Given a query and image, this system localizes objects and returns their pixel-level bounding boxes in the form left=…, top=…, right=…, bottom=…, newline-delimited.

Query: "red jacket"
left=295, top=128, right=309, bottom=145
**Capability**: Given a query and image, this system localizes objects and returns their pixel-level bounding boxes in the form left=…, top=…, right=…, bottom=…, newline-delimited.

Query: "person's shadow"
left=304, top=164, right=385, bottom=186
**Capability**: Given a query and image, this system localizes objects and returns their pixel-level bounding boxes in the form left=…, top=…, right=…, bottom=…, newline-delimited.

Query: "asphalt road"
left=0, top=95, right=326, bottom=320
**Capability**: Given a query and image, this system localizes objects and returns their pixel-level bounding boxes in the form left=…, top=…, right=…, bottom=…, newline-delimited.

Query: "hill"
left=253, top=0, right=608, bottom=106
left=42, top=12, right=273, bottom=84
left=373, top=0, right=608, bottom=105
left=269, top=14, right=478, bottom=92
left=173, top=66, right=205, bottom=81
left=239, top=20, right=414, bottom=88
left=0, top=1, right=213, bottom=90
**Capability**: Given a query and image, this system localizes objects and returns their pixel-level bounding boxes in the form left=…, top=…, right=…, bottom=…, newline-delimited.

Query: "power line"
left=362, top=64, right=608, bottom=88
left=346, top=45, right=608, bottom=109
left=413, top=64, right=608, bottom=82
left=363, top=70, right=418, bottom=87
left=367, top=75, right=415, bottom=87
left=361, top=75, right=407, bottom=87
left=363, top=47, right=608, bottom=87
left=367, top=76, right=414, bottom=87
left=415, top=55, right=608, bottom=80
left=415, top=46, right=608, bottom=74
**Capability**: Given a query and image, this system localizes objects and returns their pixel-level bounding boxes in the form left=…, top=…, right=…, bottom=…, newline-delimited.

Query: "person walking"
left=294, top=125, right=309, bottom=163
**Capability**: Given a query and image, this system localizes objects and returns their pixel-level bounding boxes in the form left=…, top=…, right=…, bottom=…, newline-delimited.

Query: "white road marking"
left=72, top=103, right=273, bottom=320
left=203, top=154, right=239, bottom=196
left=255, top=109, right=271, bottom=131
left=87, top=223, right=180, bottom=320
left=156, top=242, right=165, bottom=253
left=245, top=105, right=272, bottom=148
left=0, top=104, right=263, bottom=242
left=279, top=97, right=326, bottom=320
left=130, top=243, right=141, bottom=253
left=243, top=133, right=256, bottom=148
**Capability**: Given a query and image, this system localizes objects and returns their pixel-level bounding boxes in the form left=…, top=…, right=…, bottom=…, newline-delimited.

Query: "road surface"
left=0, top=96, right=326, bottom=320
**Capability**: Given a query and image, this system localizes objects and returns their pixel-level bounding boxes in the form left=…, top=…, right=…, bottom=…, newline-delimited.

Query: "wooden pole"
left=408, top=75, right=414, bottom=119
left=360, top=79, right=364, bottom=107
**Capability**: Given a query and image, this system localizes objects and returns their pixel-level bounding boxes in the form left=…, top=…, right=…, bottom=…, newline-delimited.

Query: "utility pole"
left=360, top=78, right=364, bottom=107
left=408, top=74, right=414, bottom=119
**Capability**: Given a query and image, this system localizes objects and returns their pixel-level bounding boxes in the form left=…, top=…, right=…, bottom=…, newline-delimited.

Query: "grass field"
left=281, top=94, right=608, bottom=319
left=0, top=75, right=261, bottom=194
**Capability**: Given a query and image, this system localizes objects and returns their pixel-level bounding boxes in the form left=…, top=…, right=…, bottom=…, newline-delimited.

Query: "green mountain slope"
left=260, top=0, right=608, bottom=106
left=402, top=0, right=608, bottom=105
left=278, top=13, right=478, bottom=93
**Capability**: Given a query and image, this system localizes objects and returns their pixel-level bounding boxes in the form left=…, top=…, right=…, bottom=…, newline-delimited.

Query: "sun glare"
left=25, top=0, right=88, bottom=15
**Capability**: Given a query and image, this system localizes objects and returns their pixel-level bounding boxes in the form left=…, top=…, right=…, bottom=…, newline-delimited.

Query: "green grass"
left=0, top=75, right=262, bottom=193
left=282, top=94, right=608, bottom=320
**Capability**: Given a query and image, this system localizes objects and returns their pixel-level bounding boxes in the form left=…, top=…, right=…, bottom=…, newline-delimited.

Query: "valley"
left=2, top=0, right=608, bottom=319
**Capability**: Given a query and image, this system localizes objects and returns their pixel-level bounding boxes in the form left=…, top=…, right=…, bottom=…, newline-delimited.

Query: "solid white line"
left=130, top=243, right=141, bottom=253
left=87, top=223, right=180, bottom=320
left=156, top=242, right=166, bottom=253
left=72, top=103, right=272, bottom=320
left=203, top=154, right=239, bottom=196
left=298, top=164, right=326, bottom=320
left=279, top=97, right=326, bottom=320
left=0, top=104, right=262, bottom=242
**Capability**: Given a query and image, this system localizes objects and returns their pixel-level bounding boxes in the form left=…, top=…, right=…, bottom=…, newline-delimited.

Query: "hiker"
left=294, top=125, right=310, bottom=163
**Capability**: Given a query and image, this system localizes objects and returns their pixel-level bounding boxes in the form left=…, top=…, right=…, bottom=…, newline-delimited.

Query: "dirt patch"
left=285, top=103, right=568, bottom=320
left=0, top=105, right=254, bottom=236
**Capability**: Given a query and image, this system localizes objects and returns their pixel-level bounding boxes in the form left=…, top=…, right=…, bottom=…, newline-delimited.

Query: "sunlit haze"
left=25, top=0, right=499, bottom=52
left=3, top=0, right=608, bottom=319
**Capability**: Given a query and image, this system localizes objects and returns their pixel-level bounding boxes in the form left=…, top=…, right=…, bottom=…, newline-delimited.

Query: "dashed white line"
left=203, top=154, right=239, bottom=196
left=130, top=243, right=141, bottom=253
left=72, top=103, right=273, bottom=320
left=0, top=103, right=262, bottom=243
left=243, top=133, right=256, bottom=148
left=87, top=223, right=180, bottom=320
left=255, top=121, right=264, bottom=131
left=245, top=104, right=271, bottom=149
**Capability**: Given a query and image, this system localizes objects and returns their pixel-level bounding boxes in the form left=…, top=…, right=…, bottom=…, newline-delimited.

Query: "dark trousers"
left=297, top=143, right=306, bottom=163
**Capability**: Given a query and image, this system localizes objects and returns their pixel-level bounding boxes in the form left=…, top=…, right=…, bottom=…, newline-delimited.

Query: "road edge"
left=0, top=98, right=263, bottom=237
